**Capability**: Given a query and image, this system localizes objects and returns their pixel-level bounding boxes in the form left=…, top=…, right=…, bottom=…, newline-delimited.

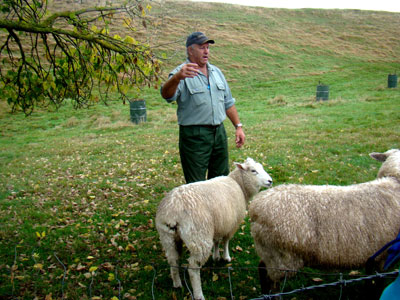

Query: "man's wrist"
left=235, top=123, right=243, bottom=129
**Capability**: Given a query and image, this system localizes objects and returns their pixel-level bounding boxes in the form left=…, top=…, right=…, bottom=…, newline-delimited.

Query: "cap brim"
left=196, top=37, right=215, bottom=45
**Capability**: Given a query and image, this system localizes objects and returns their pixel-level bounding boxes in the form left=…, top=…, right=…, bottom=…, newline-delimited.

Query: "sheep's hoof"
left=223, top=255, right=231, bottom=262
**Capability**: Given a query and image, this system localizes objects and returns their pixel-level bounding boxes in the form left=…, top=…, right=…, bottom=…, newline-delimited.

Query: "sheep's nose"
left=264, top=179, right=273, bottom=187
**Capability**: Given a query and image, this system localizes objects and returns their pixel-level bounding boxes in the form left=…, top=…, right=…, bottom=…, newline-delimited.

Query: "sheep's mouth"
left=262, top=181, right=273, bottom=188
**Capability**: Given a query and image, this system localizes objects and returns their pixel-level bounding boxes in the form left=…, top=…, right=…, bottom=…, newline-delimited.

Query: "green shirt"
left=164, top=60, right=235, bottom=126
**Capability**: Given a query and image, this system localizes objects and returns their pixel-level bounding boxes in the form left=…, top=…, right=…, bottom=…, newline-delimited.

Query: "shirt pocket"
left=215, top=80, right=226, bottom=102
left=186, top=80, right=208, bottom=106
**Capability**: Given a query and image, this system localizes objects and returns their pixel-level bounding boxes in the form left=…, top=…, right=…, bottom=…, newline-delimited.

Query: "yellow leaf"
left=108, top=273, right=115, bottom=281
left=36, top=232, right=41, bottom=238
left=111, top=297, right=119, bottom=300
left=126, top=244, right=135, bottom=252
left=123, top=36, right=136, bottom=44
left=123, top=18, right=131, bottom=27
left=34, top=263, right=43, bottom=270
left=144, top=265, right=153, bottom=271
left=349, top=270, right=361, bottom=276
left=212, top=273, right=218, bottom=282
left=89, top=266, right=98, bottom=273
left=91, top=25, right=98, bottom=32
left=87, top=256, right=95, bottom=260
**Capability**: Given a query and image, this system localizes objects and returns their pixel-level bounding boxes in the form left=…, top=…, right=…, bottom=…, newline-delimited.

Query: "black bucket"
left=316, top=84, right=329, bottom=101
left=129, top=99, right=147, bottom=124
left=388, top=74, right=398, bottom=88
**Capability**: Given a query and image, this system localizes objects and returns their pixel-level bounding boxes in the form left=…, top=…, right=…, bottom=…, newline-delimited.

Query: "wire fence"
left=4, top=245, right=399, bottom=300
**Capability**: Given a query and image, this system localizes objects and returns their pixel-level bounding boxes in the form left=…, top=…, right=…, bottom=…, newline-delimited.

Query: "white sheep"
left=249, top=149, right=400, bottom=294
left=156, top=158, right=273, bottom=300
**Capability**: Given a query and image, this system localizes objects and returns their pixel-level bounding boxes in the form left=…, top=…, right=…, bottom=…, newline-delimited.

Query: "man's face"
left=188, top=43, right=210, bottom=67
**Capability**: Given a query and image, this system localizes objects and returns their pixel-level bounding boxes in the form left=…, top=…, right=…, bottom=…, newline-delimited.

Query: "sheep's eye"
left=251, top=169, right=258, bottom=174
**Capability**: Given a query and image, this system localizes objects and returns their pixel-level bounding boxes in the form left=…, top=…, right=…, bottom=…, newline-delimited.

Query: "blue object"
left=384, top=233, right=400, bottom=270
left=380, top=273, right=400, bottom=300
left=380, top=232, right=400, bottom=300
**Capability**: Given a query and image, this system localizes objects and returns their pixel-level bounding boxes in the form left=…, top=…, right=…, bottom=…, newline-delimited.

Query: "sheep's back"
left=156, top=177, right=246, bottom=238
left=249, top=179, right=400, bottom=267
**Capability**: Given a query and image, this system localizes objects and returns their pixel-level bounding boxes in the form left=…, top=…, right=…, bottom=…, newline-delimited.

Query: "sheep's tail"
left=156, top=220, right=183, bottom=256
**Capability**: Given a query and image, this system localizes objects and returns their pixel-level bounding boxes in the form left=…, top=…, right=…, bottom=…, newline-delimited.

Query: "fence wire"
left=4, top=244, right=399, bottom=300
left=156, top=265, right=398, bottom=300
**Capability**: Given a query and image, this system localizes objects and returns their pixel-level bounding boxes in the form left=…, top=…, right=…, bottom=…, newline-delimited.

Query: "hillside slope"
left=153, top=0, right=399, bottom=101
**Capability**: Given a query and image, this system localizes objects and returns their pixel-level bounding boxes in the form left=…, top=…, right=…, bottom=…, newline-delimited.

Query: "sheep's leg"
left=188, top=257, right=205, bottom=300
left=161, top=232, right=182, bottom=288
left=212, top=240, right=221, bottom=261
left=221, top=237, right=231, bottom=262
left=258, top=260, right=273, bottom=295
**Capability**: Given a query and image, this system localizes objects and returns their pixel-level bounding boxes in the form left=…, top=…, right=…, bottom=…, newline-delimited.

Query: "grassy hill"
left=0, top=1, right=399, bottom=299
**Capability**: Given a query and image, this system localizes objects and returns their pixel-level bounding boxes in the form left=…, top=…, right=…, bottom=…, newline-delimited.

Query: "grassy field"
left=0, top=0, right=399, bottom=299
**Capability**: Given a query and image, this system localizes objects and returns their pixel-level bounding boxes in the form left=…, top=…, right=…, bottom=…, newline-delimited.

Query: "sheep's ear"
left=234, top=162, right=246, bottom=170
left=370, top=152, right=388, bottom=162
left=246, top=157, right=255, bottom=164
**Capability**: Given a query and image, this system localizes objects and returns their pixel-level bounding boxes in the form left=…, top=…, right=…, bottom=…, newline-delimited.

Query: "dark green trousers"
left=179, top=124, right=229, bottom=183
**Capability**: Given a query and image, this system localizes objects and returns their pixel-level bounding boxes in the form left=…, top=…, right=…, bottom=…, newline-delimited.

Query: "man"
left=161, top=32, right=245, bottom=183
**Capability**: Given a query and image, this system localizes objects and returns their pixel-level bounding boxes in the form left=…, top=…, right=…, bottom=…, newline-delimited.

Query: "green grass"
left=1, top=0, right=400, bottom=299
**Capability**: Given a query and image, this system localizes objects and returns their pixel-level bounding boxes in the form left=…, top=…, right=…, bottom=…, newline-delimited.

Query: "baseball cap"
left=186, top=32, right=215, bottom=47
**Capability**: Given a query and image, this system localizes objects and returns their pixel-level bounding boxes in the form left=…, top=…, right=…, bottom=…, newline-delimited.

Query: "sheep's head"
left=234, top=158, right=273, bottom=189
left=370, top=149, right=400, bottom=180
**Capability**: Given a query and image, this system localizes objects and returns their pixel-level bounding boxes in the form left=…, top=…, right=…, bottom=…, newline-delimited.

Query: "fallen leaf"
left=89, top=266, right=98, bottom=273
left=349, top=270, right=361, bottom=276
left=144, top=265, right=153, bottom=271
left=126, top=244, right=135, bottom=252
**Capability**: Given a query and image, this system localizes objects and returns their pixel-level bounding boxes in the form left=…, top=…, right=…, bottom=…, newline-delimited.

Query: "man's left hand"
left=235, top=127, right=245, bottom=148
